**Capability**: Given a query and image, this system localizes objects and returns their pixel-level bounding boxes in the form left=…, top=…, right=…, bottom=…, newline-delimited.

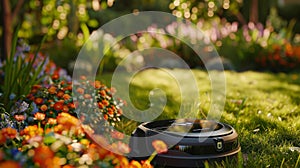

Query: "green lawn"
left=97, top=69, right=300, bottom=167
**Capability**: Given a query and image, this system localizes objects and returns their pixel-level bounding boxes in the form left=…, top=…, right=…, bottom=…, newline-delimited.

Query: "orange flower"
left=98, top=102, right=104, bottom=109
left=20, top=125, right=43, bottom=140
left=100, top=90, right=106, bottom=96
left=114, top=156, right=130, bottom=168
left=63, top=85, right=72, bottom=91
left=40, top=104, right=48, bottom=111
left=57, top=90, right=65, bottom=97
left=152, top=140, right=168, bottom=154
left=285, top=43, right=293, bottom=56
left=14, top=114, right=26, bottom=122
left=53, top=124, right=64, bottom=134
left=94, top=81, right=101, bottom=88
left=68, top=102, right=76, bottom=109
left=141, top=160, right=153, bottom=168
left=47, top=118, right=57, bottom=125
left=35, top=98, right=44, bottom=105
left=48, top=86, right=57, bottom=94
left=56, top=112, right=79, bottom=128
left=80, top=76, right=87, bottom=80
left=0, top=134, right=6, bottom=144
left=128, top=160, right=142, bottom=168
left=107, top=108, right=114, bottom=116
left=96, top=145, right=110, bottom=160
left=76, top=88, right=84, bottom=94
left=53, top=102, right=64, bottom=111
left=0, top=161, right=21, bottom=168
left=34, top=112, right=45, bottom=121
left=33, top=145, right=54, bottom=167
left=63, top=94, right=71, bottom=100
left=62, top=105, right=69, bottom=112
left=111, top=130, right=124, bottom=140
left=84, top=94, right=92, bottom=99
left=103, top=114, right=108, bottom=120
left=117, top=109, right=123, bottom=115
left=83, top=94, right=92, bottom=99
left=112, top=141, right=130, bottom=154
left=102, top=99, right=109, bottom=106
left=1, top=127, right=17, bottom=139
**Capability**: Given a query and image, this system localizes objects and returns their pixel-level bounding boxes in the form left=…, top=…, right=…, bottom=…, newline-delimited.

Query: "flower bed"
left=0, top=43, right=165, bottom=167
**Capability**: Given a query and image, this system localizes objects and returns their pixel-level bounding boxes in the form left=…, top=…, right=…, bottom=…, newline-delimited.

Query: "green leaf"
left=43, top=133, right=57, bottom=144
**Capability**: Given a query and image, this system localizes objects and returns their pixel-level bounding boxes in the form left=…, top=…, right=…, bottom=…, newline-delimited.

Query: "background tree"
left=1, top=0, right=25, bottom=60
left=169, top=0, right=277, bottom=25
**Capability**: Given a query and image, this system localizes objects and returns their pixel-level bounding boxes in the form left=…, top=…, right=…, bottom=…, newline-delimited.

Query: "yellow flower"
left=152, top=140, right=168, bottom=154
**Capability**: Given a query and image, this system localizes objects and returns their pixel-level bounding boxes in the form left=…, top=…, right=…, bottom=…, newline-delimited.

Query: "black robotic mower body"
left=129, top=119, right=240, bottom=167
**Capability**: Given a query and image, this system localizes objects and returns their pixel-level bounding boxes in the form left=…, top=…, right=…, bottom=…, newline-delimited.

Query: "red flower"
left=53, top=102, right=64, bottom=111
left=52, top=73, right=59, bottom=80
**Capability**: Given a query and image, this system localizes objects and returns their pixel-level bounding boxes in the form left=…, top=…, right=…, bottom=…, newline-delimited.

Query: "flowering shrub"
left=5, top=74, right=124, bottom=133
left=0, top=39, right=71, bottom=115
left=255, top=43, right=300, bottom=72
left=0, top=37, right=170, bottom=168
left=115, top=14, right=300, bottom=72
left=0, top=113, right=154, bottom=168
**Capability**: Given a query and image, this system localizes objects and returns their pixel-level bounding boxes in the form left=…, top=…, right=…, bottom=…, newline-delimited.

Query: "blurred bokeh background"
left=1, top=0, right=300, bottom=73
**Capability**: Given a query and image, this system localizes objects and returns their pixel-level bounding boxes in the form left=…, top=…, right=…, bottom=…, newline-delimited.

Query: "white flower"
left=79, top=154, right=93, bottom=165
left=71, top=142, right=82, bottom=152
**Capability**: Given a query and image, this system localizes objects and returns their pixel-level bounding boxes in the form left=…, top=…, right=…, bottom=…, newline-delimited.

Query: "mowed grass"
left=97, top=69, right=300, bottom=167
